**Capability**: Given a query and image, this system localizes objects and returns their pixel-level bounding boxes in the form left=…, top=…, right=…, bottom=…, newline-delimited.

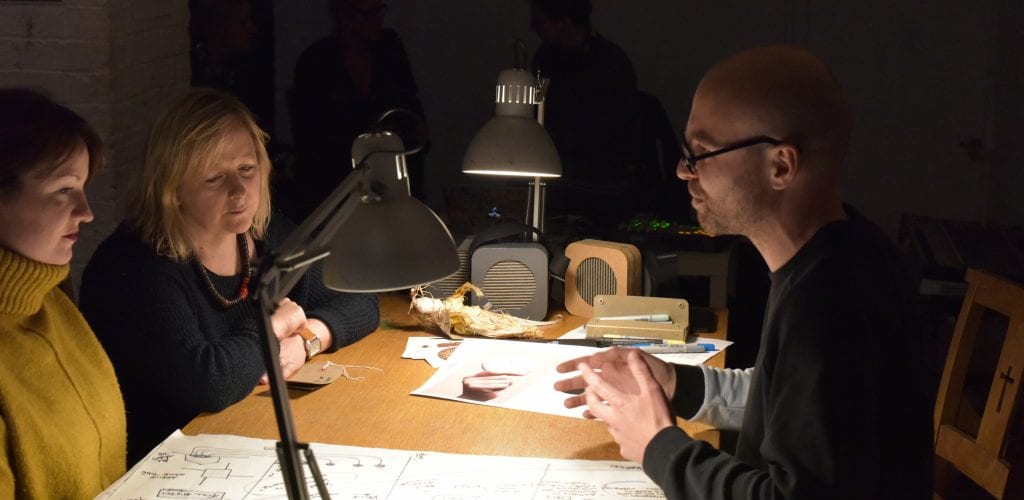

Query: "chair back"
left=934, top=268, right=1024, bottom=498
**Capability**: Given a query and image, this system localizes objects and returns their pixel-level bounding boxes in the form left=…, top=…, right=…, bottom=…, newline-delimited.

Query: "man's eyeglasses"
left=680, top=135, right=783, bottom=174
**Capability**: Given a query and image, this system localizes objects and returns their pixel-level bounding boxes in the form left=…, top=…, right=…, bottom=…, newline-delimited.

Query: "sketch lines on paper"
left=99, top=431, right=665, bottom=499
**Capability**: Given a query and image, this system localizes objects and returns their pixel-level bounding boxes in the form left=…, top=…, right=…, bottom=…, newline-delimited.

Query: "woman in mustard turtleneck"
left=0, top=88, right=126, bottom=498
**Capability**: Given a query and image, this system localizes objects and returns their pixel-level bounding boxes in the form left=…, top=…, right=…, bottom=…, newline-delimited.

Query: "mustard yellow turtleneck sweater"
left=0, top=246, right=126, bottom=498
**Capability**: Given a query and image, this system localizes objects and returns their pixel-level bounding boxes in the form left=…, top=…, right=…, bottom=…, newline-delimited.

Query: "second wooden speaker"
left=564, top=239, right=641, bottom=317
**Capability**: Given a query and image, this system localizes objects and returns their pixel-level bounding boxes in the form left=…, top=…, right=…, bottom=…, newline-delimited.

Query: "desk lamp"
left=462, top=62, right=561, bottom=234
left=254, top=128, right=459, bottom=499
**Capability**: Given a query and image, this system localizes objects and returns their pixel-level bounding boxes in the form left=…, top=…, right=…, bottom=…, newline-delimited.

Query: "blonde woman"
left=0, top=88, right=126, bottom=497
left=80, top=88, right=379, bottom=463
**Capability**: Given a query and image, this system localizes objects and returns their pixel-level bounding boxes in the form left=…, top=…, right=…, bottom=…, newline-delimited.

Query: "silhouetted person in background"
left=530, top=0, right=650, bottom=235
left=190, top=0, right=276, bottom=137
left=289, top=0, right=428, bottom=221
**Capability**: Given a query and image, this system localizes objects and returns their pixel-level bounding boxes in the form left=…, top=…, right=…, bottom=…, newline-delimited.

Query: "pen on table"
left=637, top=343, right=716, bottom=354
left=603, top=334, right=695, bottom=346
left=656, top=338, right=693, bottom=345
left=508, top=337, right=665, bottom=348
left=594, top=313, right=671, bottom=322
left=597, top=336, right=663, bottom=343
left=549, top=338, right=653, bottom=347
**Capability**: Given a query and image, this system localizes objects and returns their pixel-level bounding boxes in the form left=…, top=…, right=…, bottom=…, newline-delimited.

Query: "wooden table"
left=183, top=293, right=729, bottom=460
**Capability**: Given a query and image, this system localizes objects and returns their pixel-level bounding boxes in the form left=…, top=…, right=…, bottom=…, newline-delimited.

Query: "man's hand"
left=578, top=349, right=676, bottom=463
left=554, top=346, right=677, bottom=409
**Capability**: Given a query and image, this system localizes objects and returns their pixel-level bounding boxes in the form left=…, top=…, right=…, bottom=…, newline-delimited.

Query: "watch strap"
left=296, top=327, right=321, bottom=359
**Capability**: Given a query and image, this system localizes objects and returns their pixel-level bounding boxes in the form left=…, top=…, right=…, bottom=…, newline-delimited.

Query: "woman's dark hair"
left=0, top=88, right=104, bottom=195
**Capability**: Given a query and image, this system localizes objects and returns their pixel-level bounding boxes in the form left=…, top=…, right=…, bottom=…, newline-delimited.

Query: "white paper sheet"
left=401, top=336, right=462, bottom=367
left=411, top=338, right=599, bottom=419
left=98, top=430, right=665, bottom=499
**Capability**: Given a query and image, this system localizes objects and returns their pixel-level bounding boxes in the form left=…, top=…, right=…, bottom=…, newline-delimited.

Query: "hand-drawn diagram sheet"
left=99, top=431, right=665, bottom=499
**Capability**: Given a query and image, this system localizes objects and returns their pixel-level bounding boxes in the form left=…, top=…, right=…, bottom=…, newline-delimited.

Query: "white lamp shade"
left=463, top=115, right=562, bottom=177
left=323, top=196, right=460, bottom=292
left=462, top=67, right=561, bottom=178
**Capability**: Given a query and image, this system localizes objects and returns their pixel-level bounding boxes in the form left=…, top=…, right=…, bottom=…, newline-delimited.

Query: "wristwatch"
left=297, top=327, right=321, bottom=360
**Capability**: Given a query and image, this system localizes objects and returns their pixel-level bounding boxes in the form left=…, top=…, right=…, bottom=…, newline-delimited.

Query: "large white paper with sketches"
left=98, top=430, right=665, bottom=499
left=410, top=338, right=598, bottom=418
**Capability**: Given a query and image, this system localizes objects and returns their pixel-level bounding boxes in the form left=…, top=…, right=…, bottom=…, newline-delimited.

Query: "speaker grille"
left=427, top=249, right=469, bottom=296
left=482, top=260, right=536, bottom=310
left=576, top=257, right=617, bottom=305
left=424, top=237, right=472, bottom=297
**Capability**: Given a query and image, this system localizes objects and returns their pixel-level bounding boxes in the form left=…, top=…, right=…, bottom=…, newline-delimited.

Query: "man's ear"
left=768, top=144, right=799, bottom=190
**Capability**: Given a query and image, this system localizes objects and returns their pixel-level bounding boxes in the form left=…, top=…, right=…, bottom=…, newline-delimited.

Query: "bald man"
left=554, top=46, right=932, bottom=498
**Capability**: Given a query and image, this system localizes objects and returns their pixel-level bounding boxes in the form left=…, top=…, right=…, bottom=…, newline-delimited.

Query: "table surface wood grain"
left=183, top=293, right=729, bottom=460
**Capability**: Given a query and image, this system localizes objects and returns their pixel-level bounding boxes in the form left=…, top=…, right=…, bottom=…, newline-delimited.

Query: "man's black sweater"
left=644, top=208, right=933, bottom=499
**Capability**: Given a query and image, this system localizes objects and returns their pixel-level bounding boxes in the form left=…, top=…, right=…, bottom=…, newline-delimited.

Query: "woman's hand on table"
left=259, top=333, right=307, bottom=384
left=270, top=298, right=306, bottom=340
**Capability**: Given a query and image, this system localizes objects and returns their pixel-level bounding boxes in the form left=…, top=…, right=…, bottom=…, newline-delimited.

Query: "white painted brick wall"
left=0, top=0, right=190, bottom=296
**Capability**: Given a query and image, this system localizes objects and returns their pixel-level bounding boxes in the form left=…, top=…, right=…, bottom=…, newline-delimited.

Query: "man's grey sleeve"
left=687, top=366, right=753, bottom=431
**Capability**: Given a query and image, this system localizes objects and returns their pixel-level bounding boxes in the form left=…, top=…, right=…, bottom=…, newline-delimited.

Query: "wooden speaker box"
left=564, top=239, right=641, bottom=317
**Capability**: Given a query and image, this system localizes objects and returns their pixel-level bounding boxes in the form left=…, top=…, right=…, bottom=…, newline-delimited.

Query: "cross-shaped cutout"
left=997, top=366, right=1015, bottom=413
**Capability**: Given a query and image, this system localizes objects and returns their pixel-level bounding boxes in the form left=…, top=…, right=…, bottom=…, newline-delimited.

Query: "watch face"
left=305, top=337, right=322, bottom=358
left=297, top=328, right=321, bottom=359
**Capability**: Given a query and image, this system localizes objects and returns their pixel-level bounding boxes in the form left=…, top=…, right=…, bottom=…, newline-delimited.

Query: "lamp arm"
left=513, top=38, right=528, bottom=69
left=251, top=167, right=368, bottom=500
left=252, top=301, right=327, bottom=499
left=266, top=169, right=367, bottom=299
left=531, top=81, right=548, bottom=235
left=374, top=108, right=427, bottom=156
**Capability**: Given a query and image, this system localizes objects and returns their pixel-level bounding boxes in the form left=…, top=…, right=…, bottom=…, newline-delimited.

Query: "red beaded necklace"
left=194, top=233, right=252, bottom=308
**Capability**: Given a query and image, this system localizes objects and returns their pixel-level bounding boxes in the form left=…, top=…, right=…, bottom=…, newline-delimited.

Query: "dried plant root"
left=409, top=283, right=553, bottom=339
